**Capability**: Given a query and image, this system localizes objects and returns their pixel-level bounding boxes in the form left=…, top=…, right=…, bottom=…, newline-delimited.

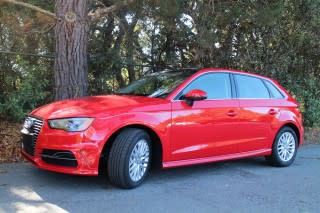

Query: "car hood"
left=31, top=95, right=170, bottom=119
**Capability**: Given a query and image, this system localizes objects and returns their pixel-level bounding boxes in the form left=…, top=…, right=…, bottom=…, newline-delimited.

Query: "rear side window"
left=181, top=73, right=232, bottom=99
left=264, top=80, right=284, bottom=99
left=235, top=74, right=270, bottom=99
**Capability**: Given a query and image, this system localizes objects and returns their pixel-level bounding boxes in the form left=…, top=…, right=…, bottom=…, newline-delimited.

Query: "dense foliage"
left=0, top=0, right=319, bottom=126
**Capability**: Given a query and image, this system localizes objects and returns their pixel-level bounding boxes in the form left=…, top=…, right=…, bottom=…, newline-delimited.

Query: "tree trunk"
left=112, top=11, right=127, bottom=89
left=126, top=19, right=138, bottom=83
left=54, top=0, right=89, bottom=100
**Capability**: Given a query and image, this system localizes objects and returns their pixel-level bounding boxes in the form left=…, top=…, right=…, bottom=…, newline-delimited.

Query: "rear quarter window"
left=264, top=80, right=285, bottom=99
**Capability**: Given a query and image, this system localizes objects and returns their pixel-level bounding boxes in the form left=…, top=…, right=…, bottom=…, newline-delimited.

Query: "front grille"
left=21, top=116, right=44, bottom=156
left=31, top=117, right=43, bottom=142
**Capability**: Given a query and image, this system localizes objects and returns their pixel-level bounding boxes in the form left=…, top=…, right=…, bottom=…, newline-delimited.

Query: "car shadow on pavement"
left=25, top=156, right=269, bottom=189
left=148, top=157, right=269, bottom=182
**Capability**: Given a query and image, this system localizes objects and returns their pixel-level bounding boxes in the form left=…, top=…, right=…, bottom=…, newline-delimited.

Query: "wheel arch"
left=98, top=124, right=163, bottom=175
left=279, top=122, right=301, bottom=145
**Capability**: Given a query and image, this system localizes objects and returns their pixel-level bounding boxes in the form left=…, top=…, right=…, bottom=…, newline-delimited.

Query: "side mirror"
left=182, top=89, right=207, bottom=106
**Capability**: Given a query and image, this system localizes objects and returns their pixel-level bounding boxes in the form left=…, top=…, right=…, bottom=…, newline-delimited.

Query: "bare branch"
left=0, top=0, right=56, bottom=19
left=88, top=0, right=133, bottom=22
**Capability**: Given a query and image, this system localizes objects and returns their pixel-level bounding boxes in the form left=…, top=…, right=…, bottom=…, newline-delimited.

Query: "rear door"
left=233, top=74, right=276, bottom=152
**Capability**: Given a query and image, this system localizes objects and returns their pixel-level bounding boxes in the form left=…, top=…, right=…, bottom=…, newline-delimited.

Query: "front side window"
left=235, top=74, right=270, bottom=99
left=179, top=73, right=232, bottom=99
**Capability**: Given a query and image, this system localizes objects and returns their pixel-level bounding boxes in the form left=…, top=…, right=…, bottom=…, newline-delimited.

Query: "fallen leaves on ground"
left=0, top=121, right=23, bottom=163
left=305, top=127, right=320, bottom=145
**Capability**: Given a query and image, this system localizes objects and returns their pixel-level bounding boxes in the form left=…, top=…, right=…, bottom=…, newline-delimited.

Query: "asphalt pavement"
left=0, top=145, right=319, bottom=213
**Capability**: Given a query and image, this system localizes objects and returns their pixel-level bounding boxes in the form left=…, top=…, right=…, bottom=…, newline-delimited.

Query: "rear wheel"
left=266, top=127, right=298, bottom=167
left=107, top=128, right=151, bottom=189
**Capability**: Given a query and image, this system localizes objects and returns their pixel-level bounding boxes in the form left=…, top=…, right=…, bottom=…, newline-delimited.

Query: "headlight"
left=48, top=118, right=94, bottom=132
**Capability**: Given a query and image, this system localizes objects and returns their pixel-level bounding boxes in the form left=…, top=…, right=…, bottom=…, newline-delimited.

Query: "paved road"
left=0, top=145, right=319, bottom=213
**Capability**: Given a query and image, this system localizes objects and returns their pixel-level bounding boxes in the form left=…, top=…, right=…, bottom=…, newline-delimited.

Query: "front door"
left=170, top=72, right=240, bottom=161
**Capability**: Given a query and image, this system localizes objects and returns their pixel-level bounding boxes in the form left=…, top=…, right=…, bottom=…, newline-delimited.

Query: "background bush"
left=0, top=58, right=52, bottom=122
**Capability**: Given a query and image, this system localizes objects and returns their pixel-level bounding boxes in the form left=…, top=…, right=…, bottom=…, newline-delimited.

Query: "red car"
left=21, top=68, right=304, bottom=188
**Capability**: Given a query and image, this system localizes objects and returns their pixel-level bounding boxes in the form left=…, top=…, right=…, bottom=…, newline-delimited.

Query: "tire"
left=107, top=128, right=151, bottom=189
left=266, top=127, right=298, bottom=167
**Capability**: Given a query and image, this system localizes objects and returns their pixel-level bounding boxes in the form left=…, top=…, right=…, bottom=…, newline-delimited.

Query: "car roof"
left=196, top=68, right=274, bottom=82
left=146, top=67, right=276, bottom=83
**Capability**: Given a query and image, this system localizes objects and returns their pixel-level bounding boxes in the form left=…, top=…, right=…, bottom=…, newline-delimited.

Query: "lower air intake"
left=41, top=149, right=78, bottom=167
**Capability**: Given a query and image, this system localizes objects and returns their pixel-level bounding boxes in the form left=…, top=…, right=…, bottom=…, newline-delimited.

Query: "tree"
left=0, top=0, right=131, bottom=100
left=54, top=0, right=133, bottom=99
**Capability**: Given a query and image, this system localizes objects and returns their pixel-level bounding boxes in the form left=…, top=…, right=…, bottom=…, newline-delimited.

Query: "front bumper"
left=21, top=119, right=103, bottom=176
left=21, top=147, right=99, bottom=176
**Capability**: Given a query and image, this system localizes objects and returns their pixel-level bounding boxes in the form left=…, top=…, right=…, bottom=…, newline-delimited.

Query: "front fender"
left=91, top=111, right=172, bottom=163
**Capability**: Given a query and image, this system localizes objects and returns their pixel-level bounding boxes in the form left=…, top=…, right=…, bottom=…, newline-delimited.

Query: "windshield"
left=116, top=70, right=196, bottom=98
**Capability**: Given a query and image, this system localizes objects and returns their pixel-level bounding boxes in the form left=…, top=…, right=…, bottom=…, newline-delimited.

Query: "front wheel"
left=107, top=128, right=151, bottom=189
left=266, top=127, right=298, bottom=167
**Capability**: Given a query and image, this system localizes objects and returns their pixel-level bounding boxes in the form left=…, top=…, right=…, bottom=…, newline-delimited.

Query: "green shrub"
left=303, top=98, right=320, bottom=127
left=287, top=78, right=320, bottom=127
left=0, top=61, right=52, bottom=122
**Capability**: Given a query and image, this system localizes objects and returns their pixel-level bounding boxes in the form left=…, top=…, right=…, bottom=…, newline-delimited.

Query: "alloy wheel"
left=277, top=132, right=296, bottom=162
left=129, top=139, right=150, bottom=182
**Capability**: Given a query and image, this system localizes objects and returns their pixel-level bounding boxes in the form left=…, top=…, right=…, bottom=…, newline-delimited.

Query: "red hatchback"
left=21, top=68, right=304, bottom=188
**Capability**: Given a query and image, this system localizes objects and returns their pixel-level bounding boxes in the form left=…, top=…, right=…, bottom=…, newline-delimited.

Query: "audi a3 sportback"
left=21, top=68, right=304, bottom=188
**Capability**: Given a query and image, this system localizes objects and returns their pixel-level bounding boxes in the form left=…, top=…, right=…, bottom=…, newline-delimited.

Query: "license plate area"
left=21, top=133, right=35, bottom=156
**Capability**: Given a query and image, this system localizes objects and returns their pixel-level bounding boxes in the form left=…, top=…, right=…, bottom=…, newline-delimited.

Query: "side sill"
left=162, top=149, right=272, bottom=168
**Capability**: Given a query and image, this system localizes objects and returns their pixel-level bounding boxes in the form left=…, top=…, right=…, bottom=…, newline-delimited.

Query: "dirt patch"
left=0, top=121, right=24, bottom=163
left=304, top=127, right=320, bottom=145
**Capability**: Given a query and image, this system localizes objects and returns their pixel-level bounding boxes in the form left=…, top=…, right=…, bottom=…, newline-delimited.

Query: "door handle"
left=227, top=110, right=237, bottom=117
left=269, top=109, right=278, bottom=115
